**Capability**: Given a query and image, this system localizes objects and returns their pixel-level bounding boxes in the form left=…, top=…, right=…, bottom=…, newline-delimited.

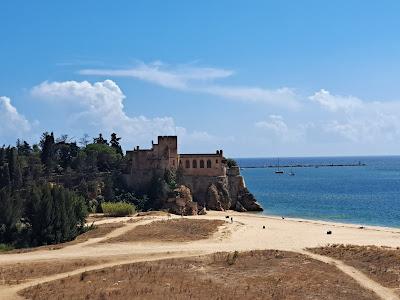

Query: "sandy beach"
left=1, top=211, right=400, bottom=299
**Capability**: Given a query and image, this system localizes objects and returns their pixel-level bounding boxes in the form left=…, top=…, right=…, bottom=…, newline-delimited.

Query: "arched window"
left=200, top=160, right=205, bottom=168
left=185, top=160, right=190, bottom=168
left=192, top=160, right=197, bottom=168
left=207, top=159, right=212, bottom=168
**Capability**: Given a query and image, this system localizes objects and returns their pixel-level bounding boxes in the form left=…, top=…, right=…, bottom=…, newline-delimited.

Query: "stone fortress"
left=125, top=136, right=263, bottom=214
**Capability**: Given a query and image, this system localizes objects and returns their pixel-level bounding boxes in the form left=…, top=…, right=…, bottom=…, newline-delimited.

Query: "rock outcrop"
left=179, top=166, right=263, bottom=213
left=237, top=187, right=263, bottom=211
left=164, top=185, right=199, bottom=215
left=206, top=182, right=231, bottom=211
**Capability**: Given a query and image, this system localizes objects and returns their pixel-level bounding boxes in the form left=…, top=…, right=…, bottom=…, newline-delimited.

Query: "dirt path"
left=2, top=212, right=400, bottom=299
left=302, top=250, right=400, bottom=300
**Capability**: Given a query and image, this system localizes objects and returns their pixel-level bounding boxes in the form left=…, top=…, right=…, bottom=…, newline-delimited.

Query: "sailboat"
left=275, top=158, right=284, bottom=174
left=288, top=167, right=295, bottom=176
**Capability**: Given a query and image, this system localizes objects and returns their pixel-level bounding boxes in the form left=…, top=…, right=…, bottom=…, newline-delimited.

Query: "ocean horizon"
left=237, top=156, right=400, bottom=228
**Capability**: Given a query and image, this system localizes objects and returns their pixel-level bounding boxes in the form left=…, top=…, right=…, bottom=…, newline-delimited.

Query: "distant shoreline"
left=242, top=162, right=366, bottom=168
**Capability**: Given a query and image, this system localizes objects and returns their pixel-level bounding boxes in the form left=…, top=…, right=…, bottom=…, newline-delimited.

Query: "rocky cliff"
left=175, top=166, right=263, bottom=214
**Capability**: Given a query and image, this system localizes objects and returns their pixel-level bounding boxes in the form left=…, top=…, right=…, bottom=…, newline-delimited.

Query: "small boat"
left=275, top=158, right=284, bottom=174
left=288, top=167, right=295, bottom=176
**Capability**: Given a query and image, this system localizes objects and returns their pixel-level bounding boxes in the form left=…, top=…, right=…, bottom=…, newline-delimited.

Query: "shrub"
left=226, top=158, right=238, bottom=168
left=101, top=202, right=135, bottom=217
left=226, top=250, right=239, bottom=265
left=0, top=243, right=14, bottom=252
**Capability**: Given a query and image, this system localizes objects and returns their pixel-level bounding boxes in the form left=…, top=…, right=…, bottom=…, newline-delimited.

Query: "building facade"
left=126, top=136, right=226, bottom=178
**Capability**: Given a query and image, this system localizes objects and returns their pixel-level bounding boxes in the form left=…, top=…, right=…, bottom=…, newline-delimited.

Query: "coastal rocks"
left=178, top=167, right=263, bottom=213
left=237, top=188, right=263, bottom=211
left=235, top=200, right=247, bottom=212
left=198, top=207, right=207, bottom=215
left=164, top=185, right=198, bottom=215
left=206, top=182, right=231, bottom=211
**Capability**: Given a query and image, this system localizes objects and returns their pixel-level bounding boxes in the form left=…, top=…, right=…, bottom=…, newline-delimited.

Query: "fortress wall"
left=179, top=153, right=226, bottom=177
left=130, top=136, right=179, bottom=171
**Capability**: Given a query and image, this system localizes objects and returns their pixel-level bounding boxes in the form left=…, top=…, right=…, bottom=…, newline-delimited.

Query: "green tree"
left=0, top=188, right=22, bottom=244
left=24, top=184, right=87, bottom=246
left=85, top=143, right=119, bottom=172
left=40, top=132, right=55, bottom=171
left=226, top=158, right=238, bottom=168
left=6, top=147, right=22, bottom=188
left=93, top=133, right=108, bottom=145
left=110, top=133, right=123, bottom=156
left=0, top=164, right=10, bottom=189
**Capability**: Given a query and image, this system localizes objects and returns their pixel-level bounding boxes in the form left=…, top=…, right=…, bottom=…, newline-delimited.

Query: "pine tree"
left=94, top=133, right=108, bottom=145
left=110, top=133, right=123, bottom=156
left=0, top=164, right=10, bottom=189
left=24, top=184, right=87, bottom=246
left=0, top=187, right=22, bottom=244
left=6, top=147, right=23, bottom=188
left=40, top=132, right=55, bottom=171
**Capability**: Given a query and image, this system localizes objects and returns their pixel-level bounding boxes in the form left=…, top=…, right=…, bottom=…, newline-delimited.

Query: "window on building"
left=192, top=160, right=197, bottom=168
left=200, top=160, right=205, bottom=168
left=185, top=160, right=190, bottom=168
left=207, top=159, right=212, bottom=168
left=216, top=159, right=219, bottom=164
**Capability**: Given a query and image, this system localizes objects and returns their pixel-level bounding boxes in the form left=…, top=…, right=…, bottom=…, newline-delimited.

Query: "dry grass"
left=308, top=244, right=400, bottom=291
left=4, top=223, right=125, bottom=254
left=104, top=218, right=225, bottom=243
left=135, top=211, right=171, bottom=217
left=20, top=250, right=378, bottom=300
left=0, top=258, right=110, bottom=285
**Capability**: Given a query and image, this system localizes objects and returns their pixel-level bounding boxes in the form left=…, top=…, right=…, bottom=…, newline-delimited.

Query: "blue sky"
left=1, top=1, right=400, bottom=157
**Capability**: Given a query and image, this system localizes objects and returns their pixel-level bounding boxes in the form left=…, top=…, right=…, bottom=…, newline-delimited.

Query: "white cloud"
left=311, top=89, right=400, bottom=143
left=255, top=115, right=288, bottom=134
left=31, top=80, right=227, bottom=148
left=202, top=86, right=299, bottom=108
left=255, top=115, right=308, bottom=142
left=310, top=89, right=363, bottom=112
left=80, top=62, right=234, bottom=90
left=31, top=80, right=179, bottom=142
left=80, top=62, right=299, bottom=108
left=0, top=96, right=32, bottom=138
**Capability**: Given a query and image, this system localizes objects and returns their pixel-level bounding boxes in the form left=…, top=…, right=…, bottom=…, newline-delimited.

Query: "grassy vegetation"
left=101, top=202, right=135, bottom=217
left=0, top=243, right=14, bottom=252
left=20, top=250, right=378, bottom=300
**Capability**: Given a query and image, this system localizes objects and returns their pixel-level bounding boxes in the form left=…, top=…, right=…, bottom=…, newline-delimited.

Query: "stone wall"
left=179, top=152, right=226, bottom=177
left=126, top=136, right=178, bottom=171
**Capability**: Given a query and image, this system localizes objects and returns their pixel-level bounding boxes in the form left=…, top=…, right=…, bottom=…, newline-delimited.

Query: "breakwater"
left=242, top=162, right=366, bottom=169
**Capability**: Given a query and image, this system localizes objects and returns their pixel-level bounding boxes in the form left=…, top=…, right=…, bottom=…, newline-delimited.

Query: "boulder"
left=164, top=185, right=199, bottom=215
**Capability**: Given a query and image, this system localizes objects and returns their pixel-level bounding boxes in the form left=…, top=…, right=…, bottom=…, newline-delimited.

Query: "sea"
left=236, top=156, right=400, bottom=228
